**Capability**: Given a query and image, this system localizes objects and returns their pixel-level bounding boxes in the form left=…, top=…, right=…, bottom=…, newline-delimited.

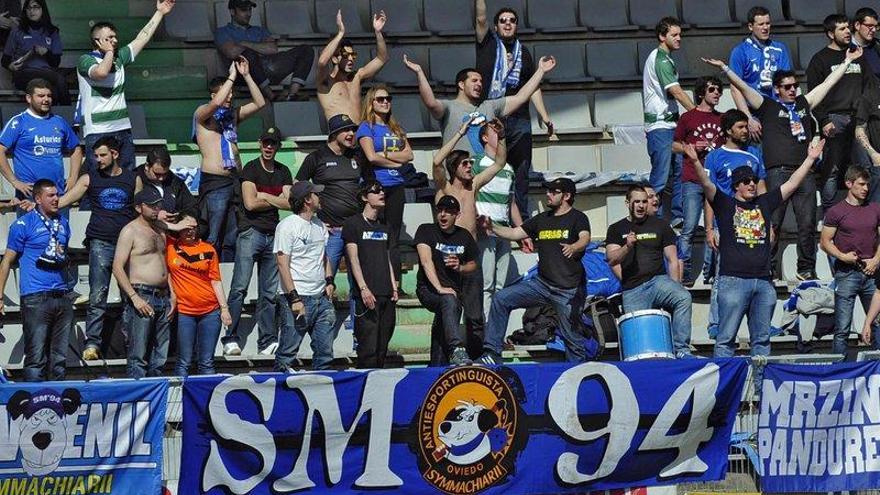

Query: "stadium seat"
left=586, top=41, right=640, bottom=82
left=370, top=0, right=431, bottom=36
left=733, top=0, right=795, bottom=26
left=391, top=95, right=432, bottom=134
left=530, top=92, right=598, bottom=134
left=600, top=144, right=651, bottom=172
left=526, top=0, right=586, bottom=33
left=593, top=91, right=643, bottom=127
left=373, top=45, right=427, bottom=87
left=486, top=0, right=536, bottom=35
left=129, top=105, right=151, bottom=141
left=315, top=0, right=371, bottom=37
left=165, top=1, right=214, bottom=41
left=546, top=145, right=600, bottom=173
left=215, top=0, right=264, bottom=28
left=428, top=45, right=476, bottom=85
left=0, top=213, right=14, bottom=252
left=265, top=0, right=326, bottom=39
left=788, top=0, right=840, bottom=25
left=637, top=40, right=690, bottom=78
left=2, top=267, right=19, bottom=312
left=53, top=106, right=76, bottom=124
left=68, top=210, right=90, bottom=251
left=274, top=100, right=325, bottom=139
left=845, top=0, right=880, bottom=18
left=578, top=0, right=637, bottom=31
left=402, top=203, right=433, bottom=241
left=629, top=0, right=679, bottom=30
left=681, top=0, right=739, bottom=28
left=424, top=0, right=475, bottom=36
left=533, top=42, right=592, bottom=83
left=797, top=34, right=828, bottom=71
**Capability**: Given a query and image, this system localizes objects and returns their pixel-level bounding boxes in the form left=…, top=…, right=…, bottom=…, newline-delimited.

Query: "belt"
left=132, top=284, right=169, bottom=297
left=22, top=289, right=70, bottom=299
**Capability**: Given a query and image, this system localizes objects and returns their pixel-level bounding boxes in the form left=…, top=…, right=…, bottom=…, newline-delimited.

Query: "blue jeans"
left=21, top=290, right=73, bottom=381
left=417, top=285, right=465, bottom=366
left=83, top=129, right=136, bottom=173
left=84, top=238, right=116, bottom=351
left=833, top=268, right=880, bottom=355
left=204, top=184, right=238, bottom=262
left=505, top=115, right=533, bottom=220
left=484, top=277, right=588, bottom=362
left=677, top=181, right=708, bottom=282
left=713, top=276, right=775, bottom=358
left=621, top=275, right=692, bottom=354
left=124, top=285, right=171, bottom=378
left=325, top=226, right=355, bottom=322
left=275, top=294, right=336, bottom=370
left=176, top=309, right=221, bottom=377
left=647, top=128, right=683, bottom=221
left=222, top=228, right=279, bottom=351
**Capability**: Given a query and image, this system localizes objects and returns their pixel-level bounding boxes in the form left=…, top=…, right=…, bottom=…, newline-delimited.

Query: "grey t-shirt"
left=438, top=98, right=506, bottom=155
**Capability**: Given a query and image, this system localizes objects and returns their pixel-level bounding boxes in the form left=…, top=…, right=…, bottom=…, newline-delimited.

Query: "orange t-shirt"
left=166, top=239, right=222, bottom=316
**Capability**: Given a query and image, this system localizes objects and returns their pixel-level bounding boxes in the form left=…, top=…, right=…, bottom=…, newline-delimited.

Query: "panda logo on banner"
left=415, top=366, right=526, bottom=494
left=7, top=388, right=82, bottom=476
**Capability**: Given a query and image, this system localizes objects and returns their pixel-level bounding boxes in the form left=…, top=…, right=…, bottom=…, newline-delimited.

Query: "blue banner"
left=760, top=360, right=880, bottom=492
left=181, top=359, right=747, bottom=494
left=0, top=378, right=167, bottom=495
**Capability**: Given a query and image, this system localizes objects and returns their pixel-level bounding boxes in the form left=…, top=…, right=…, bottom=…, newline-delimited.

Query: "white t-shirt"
left=642, top=47, right=681, bottom=132
left=273, top=213, right=328, bottom=296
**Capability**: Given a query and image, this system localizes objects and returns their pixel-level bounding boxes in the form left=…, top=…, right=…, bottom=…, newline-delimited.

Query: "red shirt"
left=674, top=108, right=724, bottom=183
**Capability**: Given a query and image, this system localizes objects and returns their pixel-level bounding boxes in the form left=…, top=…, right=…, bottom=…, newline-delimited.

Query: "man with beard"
left=193, top=57, right=265, bottom=261
left=853, top=8, right=880, bottom=80
left=480, top=178, right=591, bottom=364
left=133, top=146, right=197, bottom=219
left=317, top=9, right=387, bottom=121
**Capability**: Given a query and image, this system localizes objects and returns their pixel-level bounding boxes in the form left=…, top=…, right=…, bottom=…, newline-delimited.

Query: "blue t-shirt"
left=704, top=145, right=766, bottom=196
left=214, top=22, right=271, bottom=47
left=0, top=109, right=79, bottom=194
left=6, top=210, right=71, bottom=295
left=3, top=26, right=62, bottom=70
left=729, top=37, right=793, bottom=99
left=355, top=122, right=406, bottom=187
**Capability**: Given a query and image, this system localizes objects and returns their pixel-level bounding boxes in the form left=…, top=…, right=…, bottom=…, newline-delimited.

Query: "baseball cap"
left=290, top=181, right=325, bottom=202
left=228, top=0, right=256, bottom=9
left=134, top=187, right=163, bottom=206
left=544, top=177, right=576, bottom=195
left=731, top=166, right=758, bottom=187
left=436, top=195, right=461, bottom=212
left=327, top=114, right=358, bottom=137
left=260, top=127, right=282, bottom=144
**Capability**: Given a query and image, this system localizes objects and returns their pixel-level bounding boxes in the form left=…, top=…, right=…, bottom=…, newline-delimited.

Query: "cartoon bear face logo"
left=435, top=400, right=507, bottom=466
left=8, top=388, right=82, bottom=476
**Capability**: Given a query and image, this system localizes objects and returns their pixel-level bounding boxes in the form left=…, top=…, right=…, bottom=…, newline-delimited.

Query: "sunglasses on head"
left=778, top=83, right=797, bottom=90
left=498, top=16, right=517, bottom=24
left=374, top=95, right=393, bottom=103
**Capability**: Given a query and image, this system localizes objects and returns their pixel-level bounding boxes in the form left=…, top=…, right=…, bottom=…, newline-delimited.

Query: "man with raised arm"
left=77, top=0, right=175, bottom=173
left=403, top=52, right=555, bottom=157
left=704, top=46, right=862, bottom=280
left=317, top=9, right=387, bottom=122
left=193, top=57, right=265, bottom=262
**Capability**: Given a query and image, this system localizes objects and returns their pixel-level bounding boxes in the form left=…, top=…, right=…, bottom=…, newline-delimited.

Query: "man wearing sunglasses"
left=704, top=44, right=862, bottom=281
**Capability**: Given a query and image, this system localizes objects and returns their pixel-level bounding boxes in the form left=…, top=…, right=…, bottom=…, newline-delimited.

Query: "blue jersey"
left=355, top=122, right=406, bottom=187
left=6, top=210, right=71, bottom=295
left=0, top=109, right=79, bottom=194
left=729, top=37, right=793, bottom=99
left=704, top=145, right=766, bottom=196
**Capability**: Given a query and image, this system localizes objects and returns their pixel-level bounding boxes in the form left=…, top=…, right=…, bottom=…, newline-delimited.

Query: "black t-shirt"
left=710, top=188, right=782, bottom=279
left=238, top=158, right=293, bottom=234
left=521, top=208, right=592, bottom=289
left=342, top=214, right=393, bottom=297
left=753, top=95, right=813, bottom=169
left=856, top=86, right=880, bottom=152
left=134, top=165, right=197, bottom=215
left=606, top=216, right=676, bottom=291
left=475, top=32, right=535, bottom=120
left=414, top=223, right=477, bottom=291
left=86, top=167, right=136, bottom=242
left=295, top=144, right=363, bottom=227
left=806, top=46, right=877, bottom=124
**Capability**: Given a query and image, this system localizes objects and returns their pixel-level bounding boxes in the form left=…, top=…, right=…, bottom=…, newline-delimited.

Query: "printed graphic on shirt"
left=691, top=122, right=723, bottom=155
left=830, top=63, right=863, bottom=74
left=435, top=242, right=465, bottom=255
left=382, top=134, right=402, bottom=151
left=97, top=187, right=130, bottom=210
left=362, top=230, right=389, bottom=241
left=537, top=229, right=570, bottom=240
left=635, top=232, right=658, bottom=241
left=733, top=206, right=767, bottom=247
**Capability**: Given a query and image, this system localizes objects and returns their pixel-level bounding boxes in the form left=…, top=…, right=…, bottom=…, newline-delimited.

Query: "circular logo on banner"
left=415, top=366, right=522, bottom=494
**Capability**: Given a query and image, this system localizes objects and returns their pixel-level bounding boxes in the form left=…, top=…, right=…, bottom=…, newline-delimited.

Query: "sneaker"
left=223, top=342, right=242, bottom=356
left=670, top=217, right=684, bottom=229
left=259, top=342, right=279, bottom=356
left=478, top=352, right=501, bottom=365
left=682, top=278, right=696, bottom=288
left=81, top=347, right=99, bottom=361
left=450, top=347, right=472, bottom=366
left=795, top=271, right=818, bottom=282
left=702, top=275, right=714, bottom=285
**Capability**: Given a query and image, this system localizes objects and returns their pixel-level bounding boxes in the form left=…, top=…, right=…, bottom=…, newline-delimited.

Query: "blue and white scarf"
left=488, top=32, right=522, bottom=99
left=780, top=100, right=807, bottom=142
left=192, top=107, right=239, bottom=170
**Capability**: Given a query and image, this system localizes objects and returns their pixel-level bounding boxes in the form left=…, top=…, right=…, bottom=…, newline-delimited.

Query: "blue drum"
left=616, top=310, right=674, bottom=361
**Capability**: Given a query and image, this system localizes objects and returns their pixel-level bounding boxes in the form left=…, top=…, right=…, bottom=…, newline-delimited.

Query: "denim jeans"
left=678, top=181, right=707, bottom=282
left=325, top=226, right=355, bottom=322
left=83, top=129, right=136, bottom=173
left=647, top=128, right=683, bottom=221
left=84, top=238, right=117, bottom=351
left=766, top=167, right=817, bottom=275
left=621, top=275, right=692, bottom=354
left=21, top=290, right=73, bottom=381
left=222, top=228, right=279, bottom=352
left=275, top=294, right=336, bottom=370
left=176, top=309, right=221, bottom=377
left=204, top=184, right=238, bottom=262
left=353, top=296, right=396, bottom=369
left=713, top=276, right=776, bottom=358
left=124, top=286, right=171, bottom=378
left=833, top=268, right=880, bottom=355
left=485, top=277, right=588, bottom=362
left=478, top=234, right=512, bottom=322
left=417, top=285, right=465, bottom=366
left=505, top=115, right=533, bottom=219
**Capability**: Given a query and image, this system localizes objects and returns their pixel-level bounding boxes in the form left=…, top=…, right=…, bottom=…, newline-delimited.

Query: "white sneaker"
left=223, top=342, right=242, bottom=356
left=259, top=342, right=279, bottom=356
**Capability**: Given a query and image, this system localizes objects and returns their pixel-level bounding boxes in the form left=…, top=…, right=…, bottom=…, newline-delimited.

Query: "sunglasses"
left=260, top=140, right=279, bottom=147
left=459, top=158, right=476, bottom=166
left=374, top=95, right=393, bottom=103
left=706, top=86, right=722, bottom=94
left=498, top=16, right=517, bottom=24
left=338, top=51, right=358, bottom=60
left=778, top=83, right=797, bottom=90
left=737, top=178, right=757, bottom=186
left=367, top=187, right=385, bottom=195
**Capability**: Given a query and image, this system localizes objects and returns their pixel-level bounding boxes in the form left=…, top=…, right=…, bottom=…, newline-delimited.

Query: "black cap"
left=260, top=127, right=282, bottom=144
left=290, top=181, right=325, bottom=202
left=327, top=114, right=358, bottom=137
left=134, top=187, right=163, bottom=206
left=436, top=195, right=461, bottom=212
left=228, top=0, right=256, bottom=9
left=543, top=177, right=576, bottom=195
left=731, top=166, right=758, bottom=187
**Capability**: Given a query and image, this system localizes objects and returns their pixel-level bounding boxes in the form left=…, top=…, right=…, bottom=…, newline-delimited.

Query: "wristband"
left=720, top=64, right=730, bottom=73
left=227, top=78, right=235, bottom=83
left=285, top=291, right=301, bottom=305
left=325, top=276, right=335, bottom=286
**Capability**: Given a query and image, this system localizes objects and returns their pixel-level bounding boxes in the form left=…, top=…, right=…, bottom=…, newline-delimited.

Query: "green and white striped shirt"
left=77, top=44, right=135, bottom=136
left=473, top=154, right=514, bottom=225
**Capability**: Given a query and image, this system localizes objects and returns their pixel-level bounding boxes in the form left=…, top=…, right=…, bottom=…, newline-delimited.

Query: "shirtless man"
left=432, top=117, right=507, bottom=357
left=316, top=9, right=388, bottom=121
left=193, top=57, right=265, bottom=261
left=112, top=188, right=193, bottom=378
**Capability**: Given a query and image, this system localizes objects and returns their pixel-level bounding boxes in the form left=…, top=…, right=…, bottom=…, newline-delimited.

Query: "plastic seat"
left=546, top=145, right=600, bottom=173
left=424, top=0, right=474, bottom=35
left=265, top=0, right=326, bottom=39
left=600, top=144, right=651, bottom=172
left=215, top=0, right=264, bottom=28
left=402, top=203, right=433, bottom=241
left=391, top=95, right=431, bottom=134
left=314, top=0, right=371, bottom=37
left=789, top=0, right=840, bottom=25
left=798, top=34, right=829, bottom=71
left=586, top=41, right=639, bottom=82
left=533, top=42, right=591, bottom=83
left=531, top=92, right=597, bottom=134
left=629, top=0, right=679, bottom=30
left=485, top=0, right=535, bottom=34
left=526, top=0, right=586, bottom=33
left=68, top=209, right=91, bottom=250
left=166, top=1, right=213, bottom=41
left=845, top=0, right=880, bottom=18
left=274, top=100, right=325, bottom=139
left=733, top=0, right=795, bottom=26
left=370, top=0, right=431, bottom=36
left=681, top=0, right=739, bottom=28
left=428, top=45, right=476, bottom=85
left=578, top=0, right=637, bottom=31
left=373, top=45, right=427, bottom=87
left=129, top=105, right=150, bottom=140
left=594, top=91, right=643, bottom=127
